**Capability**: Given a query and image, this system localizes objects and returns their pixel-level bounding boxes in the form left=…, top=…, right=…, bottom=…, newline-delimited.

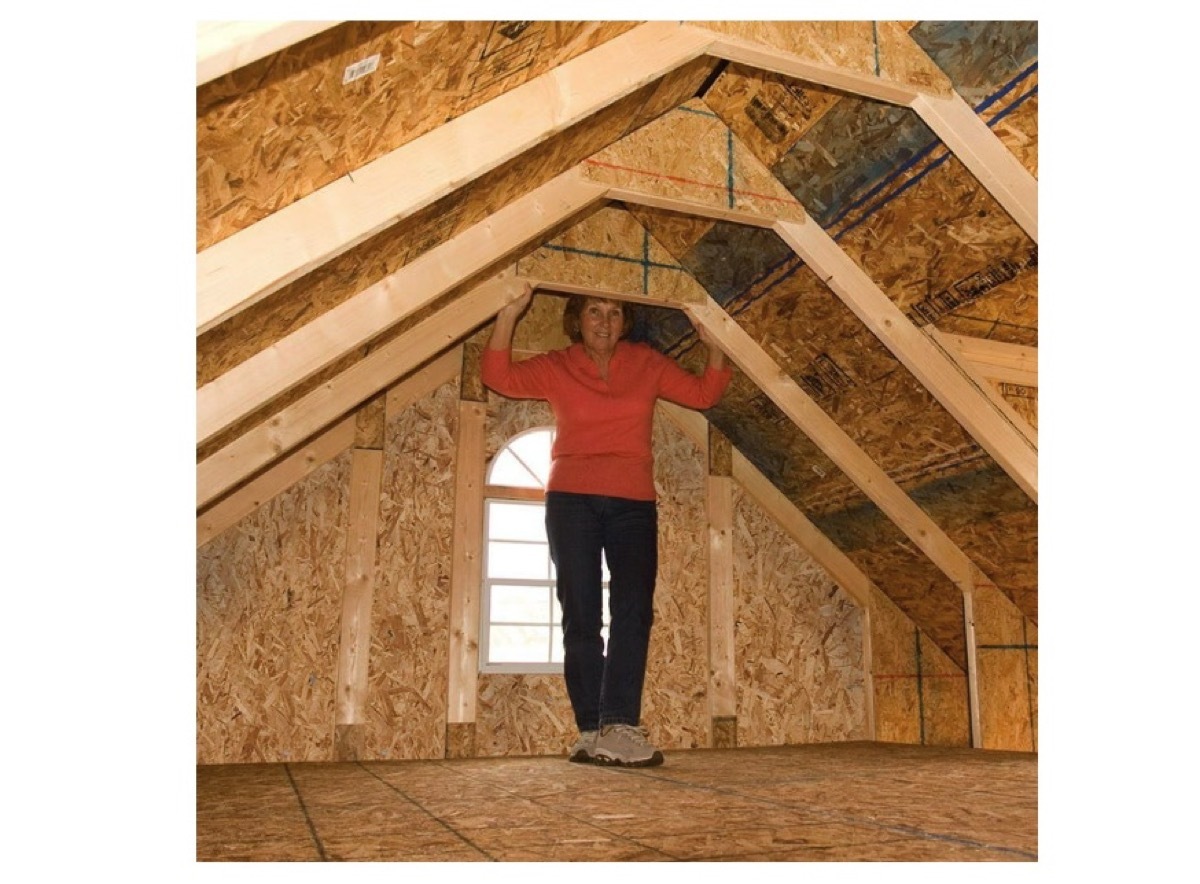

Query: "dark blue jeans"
left=545, top=491, right=658, bottom=732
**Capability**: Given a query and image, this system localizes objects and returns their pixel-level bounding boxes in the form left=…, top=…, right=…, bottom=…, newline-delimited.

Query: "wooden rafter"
left=196, top=21, right=342, bottom=86
left=197, top=274, right=527, bottom=509
left=195, top=415, right=356, bottom=547
left=774, top=219, right=1037, bottom=503
left=196, top=21, right=711, bottom=333
left=910, top=92, right=1038, bottom=242
left=196, top=171, right=606, bottom=447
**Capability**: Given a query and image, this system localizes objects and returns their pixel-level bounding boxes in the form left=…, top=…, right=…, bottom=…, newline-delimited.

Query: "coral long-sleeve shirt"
left=481, top=342, right=733, bottom=501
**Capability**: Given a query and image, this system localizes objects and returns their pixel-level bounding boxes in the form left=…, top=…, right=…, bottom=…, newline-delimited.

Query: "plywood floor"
left=197, top=741, right=1036, bottom=861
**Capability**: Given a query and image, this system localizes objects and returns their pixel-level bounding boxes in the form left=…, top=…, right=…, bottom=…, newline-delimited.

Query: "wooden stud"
left=707, top=426, right=737, bottom=734
left=446, top=400, right=487, bottom=733
left=460, top=343, right=488, bottom=404
left=334, top=445, right=384, bottom=759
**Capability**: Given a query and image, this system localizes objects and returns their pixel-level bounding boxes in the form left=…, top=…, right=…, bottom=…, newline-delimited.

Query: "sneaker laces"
left=607, top=724, right=652, bottom=745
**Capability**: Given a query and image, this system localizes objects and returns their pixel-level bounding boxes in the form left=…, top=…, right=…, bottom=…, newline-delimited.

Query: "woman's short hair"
left=562, top=295, right=637, bottom=343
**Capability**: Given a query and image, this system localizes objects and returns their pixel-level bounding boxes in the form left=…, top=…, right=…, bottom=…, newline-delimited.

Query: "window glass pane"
left=510, top=428, right=553, bottom=487
left=487, top=541, right=550, bottom=579
left=492, top=584, right=553, bottom=623
left=487, top=501, right=547, bottom=543
left=489, top=625, right=553, bottom=663
left=487, top=449, right=540, bottom=488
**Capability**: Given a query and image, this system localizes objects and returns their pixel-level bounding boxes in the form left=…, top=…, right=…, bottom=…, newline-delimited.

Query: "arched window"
left=480, top=427, right=609, bottom=673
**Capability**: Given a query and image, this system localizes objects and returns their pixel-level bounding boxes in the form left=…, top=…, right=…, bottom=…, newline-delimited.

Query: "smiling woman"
left=480, top=285, right=732, bottom=767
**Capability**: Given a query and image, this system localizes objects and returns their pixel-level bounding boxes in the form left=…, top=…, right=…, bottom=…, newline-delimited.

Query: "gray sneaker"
left=568, top=730, right=598, bottom=763
left=594, top=724, right=664, bottom=767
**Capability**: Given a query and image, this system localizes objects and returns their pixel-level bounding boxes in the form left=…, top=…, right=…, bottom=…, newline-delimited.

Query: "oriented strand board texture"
left=974, top=583, right=1038, bottom=751
left=516, top=205, right=707, bottom=306
left=583, top=99, right=807, bottom=223
left=869, top=587, right=969, bottom=747
left=693, top=21, right=953, bottom=95
left=360, top=380, right=460, bottom=760
left=701, top=63, right=843, bottom=168
left=197, top=20, right=639, bottom=247
left=732, top=487, right=867, bottom=746
left=197, top=455, right=351, bottom=764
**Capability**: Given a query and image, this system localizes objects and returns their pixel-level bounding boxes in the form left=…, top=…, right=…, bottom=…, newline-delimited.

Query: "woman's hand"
left=498, top=282, right=534, bottom=322
left=488, top=283, right=534, bottom=351
left=690, top=316, right=728, bottom=371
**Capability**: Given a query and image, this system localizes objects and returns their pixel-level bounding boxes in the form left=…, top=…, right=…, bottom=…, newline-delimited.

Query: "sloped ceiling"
left=196, top=20, right=1037, bottom=673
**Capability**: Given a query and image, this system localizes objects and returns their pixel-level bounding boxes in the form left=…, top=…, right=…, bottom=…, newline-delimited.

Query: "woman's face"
left=579, top=299, right=624, bottom=357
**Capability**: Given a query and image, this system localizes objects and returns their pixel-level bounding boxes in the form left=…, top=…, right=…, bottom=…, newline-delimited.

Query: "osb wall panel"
left=869, top=586, right=969, bottom=747
left=359, top=379, right=460, bottom=760
left=973, top=582, right=1037, bottom=751
left=197, top=21, right=639, bottom=248
left=732, top=487, right=867, bottom=746
left=197, top=454, right=351, bottom=764
left=643, top=414, right=713, bottom=750
left=692, top=21, right=952, bottom=95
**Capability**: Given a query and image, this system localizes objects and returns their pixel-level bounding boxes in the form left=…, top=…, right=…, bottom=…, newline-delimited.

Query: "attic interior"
left=195, top=21, right=1038, bottom=861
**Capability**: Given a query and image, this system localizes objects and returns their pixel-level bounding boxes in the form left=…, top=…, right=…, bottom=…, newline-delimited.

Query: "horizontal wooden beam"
left=197, top=274, right=526, bottom=509
left=197, top=171, right=606, bottom=447
left=196, top=21, right=342, bottom=86
left=522, top=278, right=702, bottom=308
left=196, top=21, right=712, bottom=332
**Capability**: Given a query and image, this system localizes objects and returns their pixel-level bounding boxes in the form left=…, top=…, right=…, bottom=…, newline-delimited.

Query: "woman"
left=481, top=284, right=732, bottom=767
